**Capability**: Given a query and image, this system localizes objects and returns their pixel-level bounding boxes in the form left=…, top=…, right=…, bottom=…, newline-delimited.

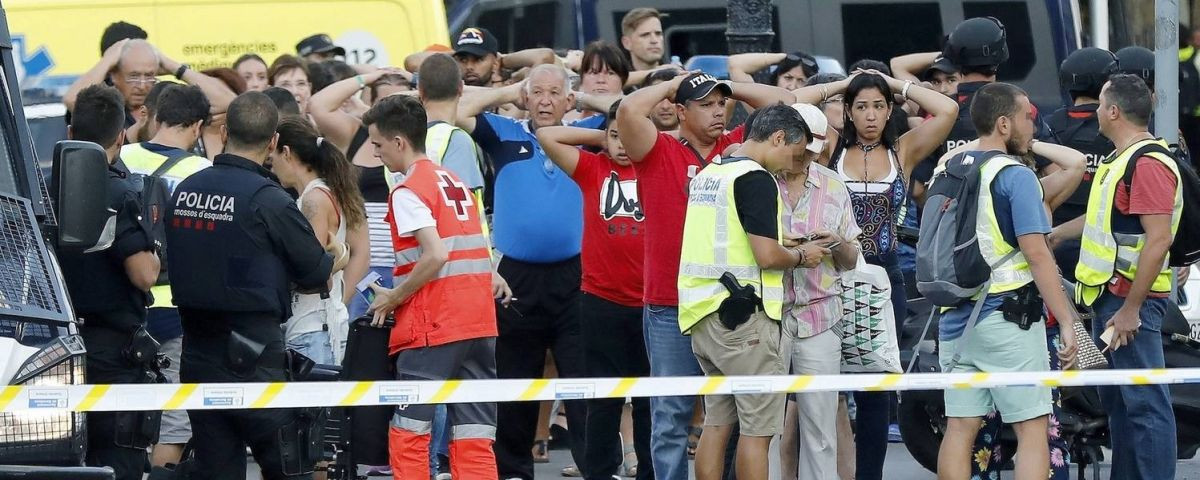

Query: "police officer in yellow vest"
left=678, top=104, right=829, bottom=480
left=118, top=83, right=211, bottom=467
left=933, top=83, right=1080, bottom=480
left=1074, top=74, right=1182, bottom=479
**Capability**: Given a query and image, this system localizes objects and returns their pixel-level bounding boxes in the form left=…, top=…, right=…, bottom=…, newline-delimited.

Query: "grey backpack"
left=916, top=150, right=1016, bottom=307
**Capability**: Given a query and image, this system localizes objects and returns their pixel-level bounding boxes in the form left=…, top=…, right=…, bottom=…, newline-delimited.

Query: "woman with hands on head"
left=791, top=68, right=957, bottom=480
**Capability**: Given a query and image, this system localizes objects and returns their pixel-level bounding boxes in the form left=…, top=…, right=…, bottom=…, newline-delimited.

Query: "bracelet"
left=356, top=75, right=366, bottom=88
left=174, top=63, right=189, bottom=80
left=820, top=85, right=829, bottom=103
left=900, top=80, right=914, bottom=99
left=794, top=247, right=807, bottom=268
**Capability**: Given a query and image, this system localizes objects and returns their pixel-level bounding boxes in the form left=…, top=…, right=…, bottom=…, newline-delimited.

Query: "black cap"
left=674, top=72, right=733, bottom=104
left=296, top=34, right=345, bottom=58
left=454, top=27, right=499, bottom=58
left=922, top=56, right=959, bottom=80
left=944, top=17, right=1009, bottom=67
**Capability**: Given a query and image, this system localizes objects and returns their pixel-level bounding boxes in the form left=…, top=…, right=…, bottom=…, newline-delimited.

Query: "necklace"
left=1117, top=132, right=1153, bottom=154
left=856, top=140, right=882, bottom=183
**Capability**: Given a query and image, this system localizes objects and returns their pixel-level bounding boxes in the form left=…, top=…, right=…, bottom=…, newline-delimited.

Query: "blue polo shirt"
left=472, top=112, right=587, bottom=263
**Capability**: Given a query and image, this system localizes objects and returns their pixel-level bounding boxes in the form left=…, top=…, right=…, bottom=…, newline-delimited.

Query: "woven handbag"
left=1070, top=317, right=1109, bottom=370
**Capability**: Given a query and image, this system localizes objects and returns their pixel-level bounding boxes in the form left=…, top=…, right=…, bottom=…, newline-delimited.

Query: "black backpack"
left=131, top=151, right=194, bottom=285
left=916, top=150, right=1014, bottom=307
left=1121, top=142, right=1200, bottom=267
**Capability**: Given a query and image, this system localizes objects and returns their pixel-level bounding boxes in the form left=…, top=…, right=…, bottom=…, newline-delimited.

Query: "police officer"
left=166, top=92, right=332, bottom=480
left=60, top=84, right=163, bottom=480
left=1116, top=46, right=1155, bottom=87
left=941, top=17, right=1059, bottom=166
left=1046, top=47, right=1119, bottom=282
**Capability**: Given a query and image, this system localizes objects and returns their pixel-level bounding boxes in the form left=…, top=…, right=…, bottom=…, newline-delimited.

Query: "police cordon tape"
left=3, top=368, right=1199, bottom=413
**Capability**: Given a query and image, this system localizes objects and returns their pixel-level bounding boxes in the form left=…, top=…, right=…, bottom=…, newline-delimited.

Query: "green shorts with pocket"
left=939, top=310, right=1051, bottom=423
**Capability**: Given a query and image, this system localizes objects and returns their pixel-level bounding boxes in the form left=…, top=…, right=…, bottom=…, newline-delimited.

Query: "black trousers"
left=494, top=256, right=587, bottom=480
left=178, top=309, right=312, bottom=480
left=80, top=314, right=153, bottom=480
left=579, top=293, right=653, bottom=480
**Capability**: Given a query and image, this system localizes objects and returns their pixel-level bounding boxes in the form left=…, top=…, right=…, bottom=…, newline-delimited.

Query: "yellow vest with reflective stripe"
left=1075, top=138, right=1183, bottom=305
left=119, top=142, right=211, bottom=309
left=976, top=154, right=1037, bottom=294
left=678, top=157, right=785, bottom=334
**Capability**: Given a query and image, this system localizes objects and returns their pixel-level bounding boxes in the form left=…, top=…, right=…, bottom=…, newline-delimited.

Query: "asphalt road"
left=240, top=442, right=1200, bottom=479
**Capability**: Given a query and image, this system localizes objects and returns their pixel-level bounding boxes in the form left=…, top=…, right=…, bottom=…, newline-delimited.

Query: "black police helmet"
left=944, top=17, right=1009, bottom=67
left=1059, top=47, right=1119, bottom=98
left=1115, top=46, right=1155, bottom=86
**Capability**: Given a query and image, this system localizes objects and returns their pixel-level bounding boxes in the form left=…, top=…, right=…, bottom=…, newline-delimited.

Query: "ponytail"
left=276, top=117, right=367, bottom=229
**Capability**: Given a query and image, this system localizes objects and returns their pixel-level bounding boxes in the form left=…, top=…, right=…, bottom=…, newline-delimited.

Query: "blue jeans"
left=429, top=404, right=450, bottom=475
left=348, top=266, right=394, bottom=321
left=1093, top=292, right=1177, bottom=479
left=643, top=305, right=703, bottom=480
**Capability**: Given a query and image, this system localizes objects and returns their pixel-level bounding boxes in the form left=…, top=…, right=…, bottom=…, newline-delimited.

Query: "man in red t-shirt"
left=615, top=71, right=796, bottom=480
left=539, top=100, right=651, bottom=479
left=1089, top=74, right=1180, bottom=478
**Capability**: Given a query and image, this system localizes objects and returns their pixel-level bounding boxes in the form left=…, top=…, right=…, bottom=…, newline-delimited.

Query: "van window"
left=612, top=7, right=782, bottom=60
left=478, top=1, right=558, bottom=51
left=841, top=3, right=942, bottom=66
left=963, top=1, right=1035, bottom=81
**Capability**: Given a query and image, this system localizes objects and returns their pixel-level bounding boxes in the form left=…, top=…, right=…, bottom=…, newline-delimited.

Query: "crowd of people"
left=55, top=9, right=1193, bottom=480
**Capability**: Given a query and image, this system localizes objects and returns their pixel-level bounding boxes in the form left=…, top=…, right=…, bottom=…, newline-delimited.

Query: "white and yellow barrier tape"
left=2, top=368, right=1199, bottom=413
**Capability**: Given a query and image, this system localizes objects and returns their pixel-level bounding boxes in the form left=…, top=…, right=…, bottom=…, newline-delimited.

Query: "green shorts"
left=939, top=310, right=1051, bottom=423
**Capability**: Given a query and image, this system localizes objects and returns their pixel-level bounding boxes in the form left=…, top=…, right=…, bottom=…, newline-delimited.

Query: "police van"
left=455, top=0, right=1083, bottom=112
left=0, top=1, right=142, bottom=476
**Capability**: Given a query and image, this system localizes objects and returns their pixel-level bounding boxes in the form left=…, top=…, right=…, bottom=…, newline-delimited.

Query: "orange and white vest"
left=385, top=159, right=496, bottom=353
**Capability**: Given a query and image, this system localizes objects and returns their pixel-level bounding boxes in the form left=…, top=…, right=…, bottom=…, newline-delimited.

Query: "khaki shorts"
left=690, top=310, right=786, bottom=437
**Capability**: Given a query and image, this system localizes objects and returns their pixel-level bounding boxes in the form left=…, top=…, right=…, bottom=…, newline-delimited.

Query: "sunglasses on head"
left=786, top=53, right=818, bottom=70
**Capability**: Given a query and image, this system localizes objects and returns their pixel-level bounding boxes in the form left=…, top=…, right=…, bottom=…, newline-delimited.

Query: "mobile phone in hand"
left=356, top=271, right=384, bottom=304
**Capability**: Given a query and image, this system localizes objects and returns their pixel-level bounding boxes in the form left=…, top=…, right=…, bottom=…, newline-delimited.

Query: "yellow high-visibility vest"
left=976, top=153, right=1036, bottom=294
left=677, top=157, right=785, bottom=334
left=1075, top=138, right=1182, bottom=305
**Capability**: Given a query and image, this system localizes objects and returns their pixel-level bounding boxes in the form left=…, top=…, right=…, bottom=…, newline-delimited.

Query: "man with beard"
left=451, top=27, right=556, bottom=87
left=932, top=82, right=1078, bottom=480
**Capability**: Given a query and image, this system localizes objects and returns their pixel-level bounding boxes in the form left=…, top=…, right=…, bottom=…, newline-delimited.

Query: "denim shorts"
left=286, top=330, right=335, bottom=365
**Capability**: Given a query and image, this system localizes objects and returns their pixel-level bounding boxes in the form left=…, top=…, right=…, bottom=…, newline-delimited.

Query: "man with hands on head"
left=616, top=70, right=795, bottom=480
left=65, top=38, right=236, bottom=142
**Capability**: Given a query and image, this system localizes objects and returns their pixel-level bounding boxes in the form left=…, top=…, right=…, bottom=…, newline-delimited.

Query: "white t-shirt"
left=390, top=187, right=436, bottom=237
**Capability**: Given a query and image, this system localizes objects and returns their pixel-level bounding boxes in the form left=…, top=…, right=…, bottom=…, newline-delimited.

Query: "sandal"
left=687, top=426, right=702, bottom=458
left=532, top=439, right=550, bottom=463
left=620, top=444, right=638, bottom=477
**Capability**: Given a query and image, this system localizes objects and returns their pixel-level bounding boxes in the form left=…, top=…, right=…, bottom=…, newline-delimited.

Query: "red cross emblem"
left=436, top=171, right=473, bottom=221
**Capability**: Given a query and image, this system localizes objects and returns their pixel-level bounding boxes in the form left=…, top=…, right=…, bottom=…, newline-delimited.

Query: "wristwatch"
left=174, top=63, right=190, bottom=80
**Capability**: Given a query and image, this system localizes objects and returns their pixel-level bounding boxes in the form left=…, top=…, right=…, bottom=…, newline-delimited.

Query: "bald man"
left=65, top=39, right=235, bottom=141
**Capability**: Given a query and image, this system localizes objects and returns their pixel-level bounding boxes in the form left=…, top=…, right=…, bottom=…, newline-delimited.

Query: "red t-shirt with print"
left=1108, top=156, right=1179, bottom=298
left=635, top=125, right=745, bottom=306
left=572, top=150, right=645, bottom=307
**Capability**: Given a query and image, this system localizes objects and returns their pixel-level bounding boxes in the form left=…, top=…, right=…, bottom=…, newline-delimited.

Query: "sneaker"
left=365, top=465, right=392, bottom=476
left=888, top=423, right=903, bottom=443
left=435, top=474, right=452, bottom=480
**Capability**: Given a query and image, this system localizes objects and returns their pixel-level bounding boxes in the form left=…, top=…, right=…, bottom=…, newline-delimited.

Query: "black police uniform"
left=59, top=160, right=160, bottom=480
left=943, top=81, right=1059, bottom=167
left=166, top=153, right=332, bottom=480
left=1044, top=104, right=1114, bottom=282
